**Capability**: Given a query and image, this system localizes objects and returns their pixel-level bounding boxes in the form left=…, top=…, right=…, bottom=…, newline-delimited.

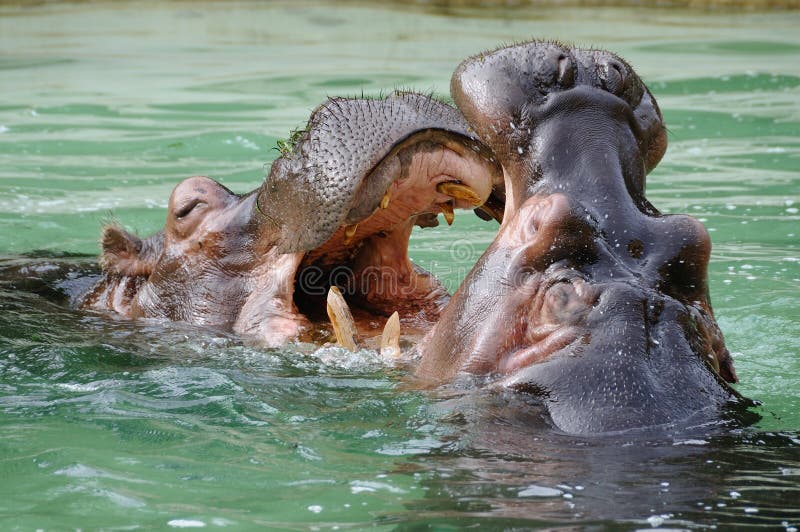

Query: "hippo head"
left=86, top=176, right=311, bottom=342
left=417, top=41, right=742, bottom=433
left=83, top=92, right=502, bottom=346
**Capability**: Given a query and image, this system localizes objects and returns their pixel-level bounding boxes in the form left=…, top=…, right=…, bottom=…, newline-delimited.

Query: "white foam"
left=168, top=519, right=206, bottom=528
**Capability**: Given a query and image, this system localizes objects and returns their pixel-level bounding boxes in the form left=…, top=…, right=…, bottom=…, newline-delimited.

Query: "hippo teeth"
left=436, top=182, right=484, bottom=206
left=326, top=286, right=357, bottom=351
left=343, top=223, right=359, bottom=245
left=380, top=189, right=391, bottom=209
left=440, top=202, right=455, bottom=225
left=380, top=311, right=401, bottom=359
left=326, top=288, right=402, bottom=359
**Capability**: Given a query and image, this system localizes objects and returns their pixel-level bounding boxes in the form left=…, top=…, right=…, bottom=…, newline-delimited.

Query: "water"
left=1, top=1, right=799, bottom=529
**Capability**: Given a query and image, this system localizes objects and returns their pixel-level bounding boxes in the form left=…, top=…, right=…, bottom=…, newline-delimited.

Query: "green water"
left=1, top=1, right=799, bottom=529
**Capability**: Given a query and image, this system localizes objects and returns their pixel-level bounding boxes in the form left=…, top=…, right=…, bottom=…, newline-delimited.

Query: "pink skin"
left=85, top=176, right=310, bottom=347
left=83, top=140, right=496, bottom=346
left=426, top=193, right=598, bottom=377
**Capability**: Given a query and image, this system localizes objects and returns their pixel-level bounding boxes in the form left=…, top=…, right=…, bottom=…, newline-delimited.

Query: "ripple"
left=0, top=3, right=799, bottom=530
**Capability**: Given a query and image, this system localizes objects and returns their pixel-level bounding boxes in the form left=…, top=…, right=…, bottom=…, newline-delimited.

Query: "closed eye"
left=174, top=199, right=206, bottom=219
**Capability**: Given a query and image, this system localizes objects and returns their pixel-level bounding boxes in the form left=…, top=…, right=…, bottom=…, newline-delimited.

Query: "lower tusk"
left=477, top=202, right=503, bottom=223
left=440, top=202, right=455, bottom=226
left=436, top=182, right=484, bottom=206
left=326, top=286, right=358, bottom=351
left=380, top=189, right=391, bottom=209
left=343, top=223, right=358, bottom=245
left=380, top=311, right=401, bottom=359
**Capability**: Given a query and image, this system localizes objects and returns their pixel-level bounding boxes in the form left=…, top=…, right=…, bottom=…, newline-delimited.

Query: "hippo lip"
left=497, top=326, right=585, bottom=374
left=260, top=93, right=503, bottom=256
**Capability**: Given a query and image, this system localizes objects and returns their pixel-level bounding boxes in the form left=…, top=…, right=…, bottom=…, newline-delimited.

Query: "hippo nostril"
left=541, top=278, right=591, bottom=325
left=601, top=60, right=627, bottom=96
left=627, top=239, right=645, bottom=259
left=557, top=55, right=575, bottom=88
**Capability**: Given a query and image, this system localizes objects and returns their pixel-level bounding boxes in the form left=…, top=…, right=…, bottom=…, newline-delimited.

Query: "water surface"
left=1, top=2, right=798, bottom=529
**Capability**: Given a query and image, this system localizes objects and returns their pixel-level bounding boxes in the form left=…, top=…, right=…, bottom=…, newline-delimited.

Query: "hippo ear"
left=99, top=224, right=154, bottom=276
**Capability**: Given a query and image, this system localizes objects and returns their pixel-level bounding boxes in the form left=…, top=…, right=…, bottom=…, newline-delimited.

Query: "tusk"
left=380, top=188, right=391, bottom=209
left=326, top=286, right=357, bottom=351
left=380, top=311, right=401, bottom=359
left=343, top=223, right=358, bottom=245
left=477, top=203, right=503, bottom=223
left=436, top=182, right=484, bottom=206
left=440, top=202, right=455, bottom=226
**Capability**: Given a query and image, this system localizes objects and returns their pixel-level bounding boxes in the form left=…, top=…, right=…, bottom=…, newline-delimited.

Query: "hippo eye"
left=600, top=60, right=627, bottom=96
left=174, top=199, right=205, bottom=219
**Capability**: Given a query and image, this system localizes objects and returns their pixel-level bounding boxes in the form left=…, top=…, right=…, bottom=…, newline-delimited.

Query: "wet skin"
left=12, top=42, right=743, bottom=433
left=81, top=92, right=502, bottom=346
left=417, top=42, right=742, bottom=433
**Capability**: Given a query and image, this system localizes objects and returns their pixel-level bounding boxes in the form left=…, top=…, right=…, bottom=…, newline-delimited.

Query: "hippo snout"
left=419, top=40, right=741, bottom=433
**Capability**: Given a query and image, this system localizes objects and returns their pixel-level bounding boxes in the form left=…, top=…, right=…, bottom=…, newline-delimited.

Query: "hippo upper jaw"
left=450, top=41, right=667, bottom=221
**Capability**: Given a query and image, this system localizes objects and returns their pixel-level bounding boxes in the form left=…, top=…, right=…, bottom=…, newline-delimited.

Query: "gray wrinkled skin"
left=417, top=41, right=744, bottom=434
left=75, top=91, right=499, bottom=346
left=259, top=92, right=482, bottom=253
left=4, top=43, right=746, bottom=435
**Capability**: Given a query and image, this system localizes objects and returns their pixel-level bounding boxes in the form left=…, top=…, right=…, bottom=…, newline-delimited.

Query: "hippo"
left=6, top=41, right=745, bottom=434
left=417, top=41, right=743, bottom=432
left=80, top=91, right=503, bottom=348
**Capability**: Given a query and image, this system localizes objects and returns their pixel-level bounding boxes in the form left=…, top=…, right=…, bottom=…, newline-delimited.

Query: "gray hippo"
left=417, top=41, right=741, bottom=433
left=80, top=91, right=502, bottom=347
left=11, top=41, right=744, bottom=433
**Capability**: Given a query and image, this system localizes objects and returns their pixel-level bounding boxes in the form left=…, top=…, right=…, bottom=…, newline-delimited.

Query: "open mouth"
left=290, top=128, right=502, bottom=337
